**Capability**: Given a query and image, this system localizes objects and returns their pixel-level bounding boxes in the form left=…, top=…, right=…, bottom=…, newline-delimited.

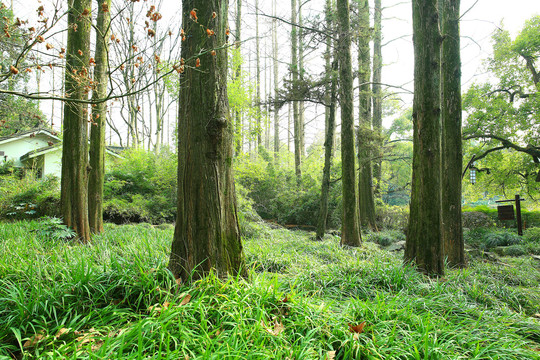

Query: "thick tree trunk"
left=372, top=0, right=383, bottom=196
left=441, top=0, right=465, bottom=268
left=61, top=0, right=92, bottom=242
left=337, top=0, right=362, bottom=247
left=89, top=0, right=111, bottom=235
left=405, top=0, right=444, bottom=276
left=291, top=0, right=301, bottom=181
left=169, top=0, right=246, bottom=281
left=357, top=0, right=377, bottom=231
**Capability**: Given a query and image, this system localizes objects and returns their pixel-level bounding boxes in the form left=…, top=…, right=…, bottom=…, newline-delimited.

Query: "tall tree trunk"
left=441, top=0, right=465, bottom=268
left=337, top=0, right=361, bottom=247
left=357, top=0, right=377, bottom=231
left=61, top=0, right=92, bottom=242
left=298, top=2, right=305, bottom=158
left=169, top=0, right=246, bottom=281
left=405, top=0, right=443, bottom=276
left=255, top=0, right=262, bottom=148
left=316, top=0, right=337, bottom=240
left=234, top=0, right=242, bottom=156
left=273, top=0, right=279, bottom=162
left=372, top=0, right=383, bottom=196
left=291, top=0, right=301, bottom=181
left=89, top=0, right=111, bottom=235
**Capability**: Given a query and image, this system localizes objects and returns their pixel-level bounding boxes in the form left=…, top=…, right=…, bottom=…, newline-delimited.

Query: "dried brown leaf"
left=326, top=351, right=336, bottom=360
left=23, top=333, right=45, bottom=348
left=180, top=294, right=191, bottom=306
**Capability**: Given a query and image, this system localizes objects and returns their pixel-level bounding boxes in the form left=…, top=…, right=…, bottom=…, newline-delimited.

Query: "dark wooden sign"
left=497, top=205, right=515, bottom=220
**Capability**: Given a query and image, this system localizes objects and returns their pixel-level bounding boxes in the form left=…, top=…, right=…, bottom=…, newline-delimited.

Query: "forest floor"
left=0, top=220, right=539, bottom=359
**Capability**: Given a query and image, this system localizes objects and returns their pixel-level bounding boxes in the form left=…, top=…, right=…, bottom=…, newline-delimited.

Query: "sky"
left=9, top=0, right=540, bottom=146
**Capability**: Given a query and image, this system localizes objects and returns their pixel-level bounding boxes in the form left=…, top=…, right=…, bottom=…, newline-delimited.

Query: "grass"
left=0, top=220, right=539, bottom=359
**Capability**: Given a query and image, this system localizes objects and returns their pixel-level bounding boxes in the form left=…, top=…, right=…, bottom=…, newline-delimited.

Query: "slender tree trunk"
left=405, top=0, right=444, bottom=276
left=441, top=0, right=465, bottom=268
left=337, top=0, right=361, bottom=247
left=357, top=0, right=377, bottom=231
left=372, top=0, right=383, bottom=196
left=273, top=0, right=279, bottom=162
left=234, top=0, right=242, bottom=156
left=298, top=2, right=305, bottom=158
left=169, top=0, right=246, bottom=281
left=316, top=0, right=337, bottom=240
left=89, top=0, right=111, bottom=235
left=255, top=0, right=262, bottom=148
left=61, top=0, right=92, bottom=242
left=291, top=0, right=301, bottom=181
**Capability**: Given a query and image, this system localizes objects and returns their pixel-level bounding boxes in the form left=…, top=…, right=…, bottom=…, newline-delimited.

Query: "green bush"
left=376, top=204, right=409, bottom=230
left=0, top=173, right=60, bottom=220
left=462, top=211, right=494, bottom=229
left=104, top=149, right=177, bottom=224
left=464, top=228, right=523, bottom=251
left=365, top=229, right=406, bottom=246
left=463, top=205, right=540, bottom=229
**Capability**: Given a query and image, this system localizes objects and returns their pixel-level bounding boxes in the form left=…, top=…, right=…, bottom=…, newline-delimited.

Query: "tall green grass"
left=0, top=220, right=539, bottom=359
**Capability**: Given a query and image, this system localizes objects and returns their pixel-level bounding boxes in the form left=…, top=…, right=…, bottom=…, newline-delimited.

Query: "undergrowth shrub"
left=365, top=230, right=406, bottom=246
left=0, top=173, right=60, bottom=220
left=464, top=227, right=525, bottom=251
left=462, top=211, right=494, bottom=229
left=104, top=149, right=177, bottom=224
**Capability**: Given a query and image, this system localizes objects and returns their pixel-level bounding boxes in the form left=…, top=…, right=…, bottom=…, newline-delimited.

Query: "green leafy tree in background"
left=463, top=16, right=540, bottom=198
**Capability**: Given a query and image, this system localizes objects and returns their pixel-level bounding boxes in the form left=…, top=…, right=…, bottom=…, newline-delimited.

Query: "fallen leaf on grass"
left=533, top=313, right=540, bottom=319
left=348, top=321, right=366, bottom=340
left=23, top=333, right=45, bottom=348
left=261, top=318, right=285, bottom=336
left=180, top=294, right=191, bottom=306
left=55, top=327, right=71, bottom=338
left=326, top=350, right=336, bottom=360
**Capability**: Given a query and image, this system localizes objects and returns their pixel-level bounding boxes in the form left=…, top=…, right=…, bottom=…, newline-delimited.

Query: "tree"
left=272, top=0, right=279, bottom=162
left=463, top=16, right=540, bottom=197
left=60, top=0, right=92, bottom=242
left=356, top=0, right=377, bottom=231
left=168, top=0, right=246, bottom=281
left=405, top=0, right=443, bottom=276
left=316, top=0, right=337, bottom=240
left=88, top=0, right=112, bottom=235
left=371, top=0, right=383, bottom=196
left=441, top=0, right=465, bottom=267
left=337, top=0, right=361, bottom=247
left=291, top=0, right=302, bottom=181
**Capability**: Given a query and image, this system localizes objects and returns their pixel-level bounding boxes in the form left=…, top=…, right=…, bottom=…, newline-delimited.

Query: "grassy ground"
left=0, top=220, right=539, bottom=359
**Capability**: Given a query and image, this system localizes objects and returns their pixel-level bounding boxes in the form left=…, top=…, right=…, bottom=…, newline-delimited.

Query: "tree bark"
left=372, top=0, right=383, bottom=196
left=234, top=0, right=242, bottom=156
left=273, top=0, right=279, bottom=162
left=255, top=0, right=262, bottom=148
left=357, top=0, right=377, bottom=231
left=337, top=0, right=362, bottom=247
left=89, top=0, right=111, bottom=235
left=316, top=0, right=337, bottom=241
left=291, top=0, right=301, bottom=181
left=61, top=0, right=92, bottom=242
left=405, top=0, right=444, bottom=276
left=441, top=0, right=465, bottom=268
left=169, top=0, right=246, bottom=281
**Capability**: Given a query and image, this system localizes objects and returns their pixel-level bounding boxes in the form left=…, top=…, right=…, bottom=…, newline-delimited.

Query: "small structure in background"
left=496, top=195, right=524, bottom=236
left=0, top=128, right=121, bottom=178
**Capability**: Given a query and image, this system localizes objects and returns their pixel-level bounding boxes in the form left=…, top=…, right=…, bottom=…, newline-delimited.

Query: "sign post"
left=496, top=194, right=524, bottom=236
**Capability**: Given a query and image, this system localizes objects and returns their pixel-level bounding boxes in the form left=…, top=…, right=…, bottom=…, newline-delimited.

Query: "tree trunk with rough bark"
left=405, top=0, right=444, bottom=276
left=441, top=0, right=465, bottom=268
left=168, top=0, right=246, bottom=281
left=372, top=0, right=383, bottom=196
left=337, top=0, right=361, bottom=247
left=316, top=0, right=337, bottom=241
left=291, top=0, right=301, bottom=181
left=89, top=0, right=111, bottom=235
left=357, top=0, right=377, bottom=231
left=61, top=0, right=92, bottom=242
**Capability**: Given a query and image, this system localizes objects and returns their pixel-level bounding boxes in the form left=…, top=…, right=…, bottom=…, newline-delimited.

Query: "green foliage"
left=103, top=148, right=177, bottom=224
left=462, top=16, right=540, bottom=197
left=234, top=149, right=342, bottom=228
left=31, top=217, right=76, bottom=242
left=0, top=95, right=46, bottom=136
left=364, top=229, right=406, bottom=246
left=0, top=173, right=59, bottom=220
left=0, top=221, right=539, bottom=358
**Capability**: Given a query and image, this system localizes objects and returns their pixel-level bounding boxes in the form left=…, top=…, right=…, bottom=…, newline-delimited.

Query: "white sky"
left=9, top=0, right=540, bottom=146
